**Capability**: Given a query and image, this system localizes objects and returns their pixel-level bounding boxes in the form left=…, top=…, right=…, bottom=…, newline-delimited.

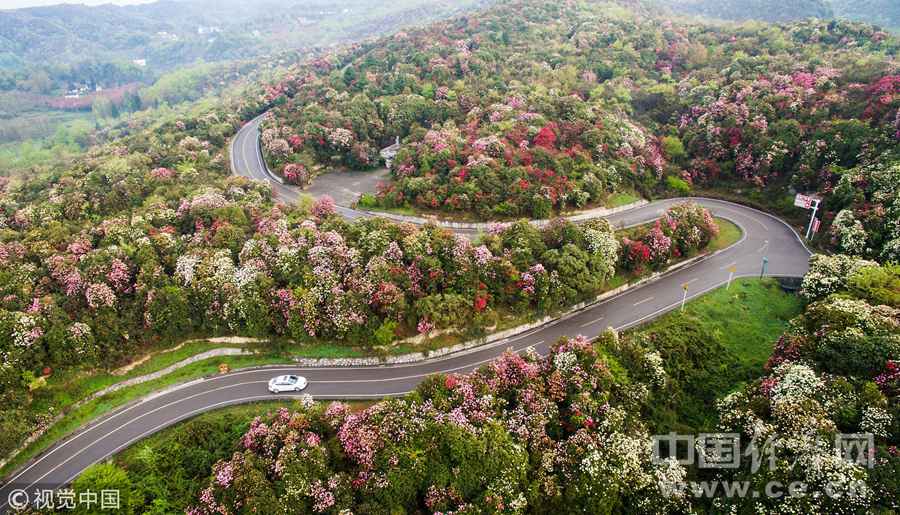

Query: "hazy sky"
left=1, top=0, right=156, bottom=8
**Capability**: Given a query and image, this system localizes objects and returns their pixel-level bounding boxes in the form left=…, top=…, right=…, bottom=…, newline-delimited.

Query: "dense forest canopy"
left=0, top=0, right=897, bottom=512
left=259, top=0, right=898, bottom=261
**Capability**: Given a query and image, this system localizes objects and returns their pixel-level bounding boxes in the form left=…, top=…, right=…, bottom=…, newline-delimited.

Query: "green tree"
left=661, top=136, right=686, bottom=162
left=147, top=285, right=192, bottom=338
left=71, top=463, right=141, bottom=514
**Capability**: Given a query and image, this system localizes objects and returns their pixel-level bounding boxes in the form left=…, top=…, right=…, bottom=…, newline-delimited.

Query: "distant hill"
left=660, top=0, right=833, bottom=23
left=0, top=0, right=489, bottom=90
left=660, top=0, right=899, bottom=30
left=0, top=0, right=489, bottom=147
left=828, top=0, right=900, bottom=31
left=0, top=0, right=259, bottom=69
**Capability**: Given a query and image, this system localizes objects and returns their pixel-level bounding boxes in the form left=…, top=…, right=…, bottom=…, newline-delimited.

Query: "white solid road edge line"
left=1, top=208, right=755, bottom=490
left=0, top=267, right=791, bottom=507
left=1, top=197, right=807, bottom=499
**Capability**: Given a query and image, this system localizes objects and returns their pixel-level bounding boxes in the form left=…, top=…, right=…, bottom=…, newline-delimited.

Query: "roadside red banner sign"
left=794, top=194, right=813, bottom=209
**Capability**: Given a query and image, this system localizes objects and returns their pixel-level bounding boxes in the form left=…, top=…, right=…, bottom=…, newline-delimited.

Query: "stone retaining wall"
left=0, top=348, right=249, bottom=471
left=1, top=238, right=724, bottom=475
left=290, top=250, right=713, bottom=368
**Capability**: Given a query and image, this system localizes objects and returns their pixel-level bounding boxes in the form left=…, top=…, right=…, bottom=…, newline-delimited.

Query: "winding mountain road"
left=0, top=115, right=812, bottom=512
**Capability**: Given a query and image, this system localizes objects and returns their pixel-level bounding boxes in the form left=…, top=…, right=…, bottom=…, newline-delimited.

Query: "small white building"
left=65, top=84, right=90, bottom=98
left=380, top=137, right=401, bottom=169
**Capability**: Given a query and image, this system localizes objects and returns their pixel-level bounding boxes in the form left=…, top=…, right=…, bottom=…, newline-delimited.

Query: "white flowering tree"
left=831, top=210, right=869, bottom=256
left=799, top=254, right=878, bottom=301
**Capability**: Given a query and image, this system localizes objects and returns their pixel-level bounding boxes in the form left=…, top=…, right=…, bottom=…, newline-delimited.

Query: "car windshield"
left=277, top=376, right=298, bottom=384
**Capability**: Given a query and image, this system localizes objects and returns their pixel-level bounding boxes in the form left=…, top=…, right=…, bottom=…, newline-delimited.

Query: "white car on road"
left=268, top=375, right=308, bottom=393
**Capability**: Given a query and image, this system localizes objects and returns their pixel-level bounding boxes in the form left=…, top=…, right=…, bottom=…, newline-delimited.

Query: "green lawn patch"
left=660, top=278, right=803, bottom=370
left=621, top=278, right=803, bottom=433
left=605, top=191, right=641, bottom=208
left=708, top=217, right=742, bottom=252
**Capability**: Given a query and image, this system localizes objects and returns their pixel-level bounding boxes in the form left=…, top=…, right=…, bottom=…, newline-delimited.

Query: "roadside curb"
left=0, top=204, right=749, bottom=486
left=240, top=111, right=651, bottom=231
left=0, top=348, right=249, bottom=475
left=356, top=199, right=650, bottom=230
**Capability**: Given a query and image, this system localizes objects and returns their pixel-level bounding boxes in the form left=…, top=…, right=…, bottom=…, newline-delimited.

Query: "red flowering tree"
left=534, top=124, right=558, bottom=149
left=282, top=163, right=309, bottom=186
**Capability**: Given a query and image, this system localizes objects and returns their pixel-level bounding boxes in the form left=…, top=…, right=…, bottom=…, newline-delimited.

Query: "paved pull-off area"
left=0, top=116, right=812, bottom=512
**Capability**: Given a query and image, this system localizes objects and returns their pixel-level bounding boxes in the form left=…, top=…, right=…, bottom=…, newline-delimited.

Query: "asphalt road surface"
left=0, top=116, right=812, bottom=512
left=230, top=113, right=370, bottom=221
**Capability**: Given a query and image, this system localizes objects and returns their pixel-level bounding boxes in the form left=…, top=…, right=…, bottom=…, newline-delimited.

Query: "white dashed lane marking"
left=579, top=316, right=605, bottom=328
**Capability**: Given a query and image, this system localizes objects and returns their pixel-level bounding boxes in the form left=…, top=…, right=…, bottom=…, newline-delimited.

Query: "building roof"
left=380, top=136, right=401, bottom=158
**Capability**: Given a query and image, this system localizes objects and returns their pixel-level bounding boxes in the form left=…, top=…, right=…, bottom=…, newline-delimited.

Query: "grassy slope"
left=672, top=277, right=802, bottom=370
left=0, top=340, right=372, bottom=477
left=627, top=278, right=803, bottom=432
left=604, top=191, right=642, bottom=208
left=22, top=338, right=369, bottom=434
left=708, top=217, right=742, bottom=252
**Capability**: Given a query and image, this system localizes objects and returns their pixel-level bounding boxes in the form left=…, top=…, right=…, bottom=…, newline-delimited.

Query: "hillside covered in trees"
left=0, top=0, right=489, bottom=83
left=0, top=0, right=897, bottom=512
left=260, top=0, right=898, bottom=261
left=828, top=0, right=900, bottom=31
left=0, top=0, right=490, bottom=189
left=186, top=264, right=900, bottom=513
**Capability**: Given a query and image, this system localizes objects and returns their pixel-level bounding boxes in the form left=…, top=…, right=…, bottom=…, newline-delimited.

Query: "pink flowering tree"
left=189, top=335, right=690, bottom=513
left=311, top=195, right=337, bottom=219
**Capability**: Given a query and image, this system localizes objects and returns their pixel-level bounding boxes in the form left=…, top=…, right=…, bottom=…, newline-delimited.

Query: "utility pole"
left=760, top=257, right=769, bottom=278
left=727, top=265, right=736, bottom=289
left=681, top=282, right=689, bottom=312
